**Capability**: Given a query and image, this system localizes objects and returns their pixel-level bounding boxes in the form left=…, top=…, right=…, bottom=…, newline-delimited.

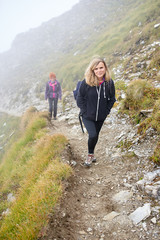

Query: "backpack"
left=73, top=81, right=85, bottom=132
left=73, top=81, right=82, bottom=100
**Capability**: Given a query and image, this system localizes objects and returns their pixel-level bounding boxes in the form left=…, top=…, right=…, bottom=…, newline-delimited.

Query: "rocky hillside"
left=0, top=0, right=159, bottom=115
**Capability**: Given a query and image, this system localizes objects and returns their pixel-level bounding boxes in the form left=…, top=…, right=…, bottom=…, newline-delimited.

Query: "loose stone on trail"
left=112, top=190, right=133, bottom=203
left=129, top=203, right=151, bottom=224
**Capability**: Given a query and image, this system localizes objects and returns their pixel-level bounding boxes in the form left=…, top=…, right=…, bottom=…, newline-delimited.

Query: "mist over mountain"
left=0, top=0, right=159, bottom=114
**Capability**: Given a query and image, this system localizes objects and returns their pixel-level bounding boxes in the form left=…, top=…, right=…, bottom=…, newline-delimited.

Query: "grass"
left=0, top=113, right=20, bottom=162
left=150, top=141, right=160, bottom=165
left=66, top=0, right=159, bottom=90
left=137, top=99, right=160, bottom=135
left=61, top=91, right=70, bottom=112
left=138, top=99, right=160, bottom=164
left=121, top=79, right=160, bottom=113
left=0, top=109, right=47, bottom=187
left=0, top=108, right=72, bottom=240
left=115, top=80, right=127, bottom=91
left=116, top=140, right=133, bottom=152
left=120, top=79, right=160, bottom=164
left=149, top=48, right=160, bottom=71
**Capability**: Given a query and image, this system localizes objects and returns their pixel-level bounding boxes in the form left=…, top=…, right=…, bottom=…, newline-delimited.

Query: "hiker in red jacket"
left=45, top=72, right=62, bottom=120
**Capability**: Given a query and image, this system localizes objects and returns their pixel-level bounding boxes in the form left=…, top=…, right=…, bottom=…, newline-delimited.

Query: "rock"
left=70, top=160, right=77, bottom=167
left=139, top=109, right=153, bottom=118
left=129, top=203, right=151, bottom=224
left=151, top=217, right=157, bottom=224
left=144, top=170, right=160, bottom=181
left=78, top=230, right=87, bottom=235
left=7, top=193, right=16, bottom=203
left=87, top=227, right=92, bottom=232
left=154, top=23, right=160, bottom=29
left=58, top=115, right=66, bottom=121
left=105, top=148, right=112, bottom=157
left=0, top=134, right=5, bottom=138
left=115, top=132, right=125, bottom=140
left=123, top=183, right=132, bottom=188
left=72, top=125, right=80, bottom=131
left=112, top=190, right=133, bottom=203
left=138, top=22, right=142, bottom=26
left=136, top=170, right=160, bottom=199
left=110, top=148, right=121, bottom=159
left=103, top=211, right=120, bottom=221
left=142, top=222, right=147, bottom=231
left=151, top=206, right=160, bottom=213
left=2, top=208, right=11, bottom=216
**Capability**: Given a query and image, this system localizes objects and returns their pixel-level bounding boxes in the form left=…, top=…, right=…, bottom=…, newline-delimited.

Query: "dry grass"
left=0, top=108, right=72, bottom=240
left=121, top=79, right=160, bottom=114
left=120, top=79, right=160, bottom=164
left=150, top=141, right=160, bottom=165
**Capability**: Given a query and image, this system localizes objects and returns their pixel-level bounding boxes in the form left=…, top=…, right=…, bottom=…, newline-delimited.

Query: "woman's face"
left=93, top=62, right=106, bottom=80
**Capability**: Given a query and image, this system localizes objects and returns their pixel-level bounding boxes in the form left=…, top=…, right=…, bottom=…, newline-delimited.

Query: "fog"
left=0, top=0, right=79, bottom=53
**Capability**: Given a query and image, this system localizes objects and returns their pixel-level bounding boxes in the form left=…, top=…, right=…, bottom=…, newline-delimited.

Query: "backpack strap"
left=79, top=112, right=84, bottom=133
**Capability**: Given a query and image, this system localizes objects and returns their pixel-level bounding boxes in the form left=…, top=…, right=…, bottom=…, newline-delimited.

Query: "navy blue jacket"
left=76, top=79, right=116, bottom=121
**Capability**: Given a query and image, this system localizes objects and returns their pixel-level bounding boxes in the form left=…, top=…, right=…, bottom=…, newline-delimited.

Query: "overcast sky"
left=0, top=0, right=79, bottom=53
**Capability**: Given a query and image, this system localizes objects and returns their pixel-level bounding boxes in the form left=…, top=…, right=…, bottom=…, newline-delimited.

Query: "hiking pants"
left=82, top=117, right=104, bottom=154
left=48, top=98, right=58, bottom=118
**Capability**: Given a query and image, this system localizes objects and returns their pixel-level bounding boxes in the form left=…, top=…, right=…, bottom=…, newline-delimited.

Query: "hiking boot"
left=92, top=156, right=96, bottom=163
left=84, top=154, right=93, bottom=167
left=48, top=113, right=52, bottom=121
left=53, top=117, right=57, bottom=120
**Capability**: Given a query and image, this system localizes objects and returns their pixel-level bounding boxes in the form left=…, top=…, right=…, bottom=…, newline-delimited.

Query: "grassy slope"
left=54, top=0, right=160, bottom=90
left=0, top=108, right=72, bottom=240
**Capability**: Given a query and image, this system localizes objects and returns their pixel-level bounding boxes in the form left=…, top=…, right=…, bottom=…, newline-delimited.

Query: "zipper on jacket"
left=96, top=85, right=101, bottom=121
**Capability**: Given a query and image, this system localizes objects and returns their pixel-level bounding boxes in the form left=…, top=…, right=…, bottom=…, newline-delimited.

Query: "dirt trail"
left=39, top=97, right=159, bottom=240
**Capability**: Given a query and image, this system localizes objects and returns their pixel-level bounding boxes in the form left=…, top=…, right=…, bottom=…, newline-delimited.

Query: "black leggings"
left=82, top=117, right=104, bottom=154
left=48, top=98, right=58, bottom=118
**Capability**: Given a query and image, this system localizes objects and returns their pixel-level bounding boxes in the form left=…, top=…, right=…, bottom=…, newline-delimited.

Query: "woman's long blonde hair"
left=85, top=57, right=111, bottom=86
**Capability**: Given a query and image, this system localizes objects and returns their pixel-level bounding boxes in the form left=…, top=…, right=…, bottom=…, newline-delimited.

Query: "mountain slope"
left=0, top=0, right=159, bottom=114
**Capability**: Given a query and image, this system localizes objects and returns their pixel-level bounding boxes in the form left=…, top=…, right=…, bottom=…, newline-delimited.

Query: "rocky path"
left=39, top=94, right=160, bottom=240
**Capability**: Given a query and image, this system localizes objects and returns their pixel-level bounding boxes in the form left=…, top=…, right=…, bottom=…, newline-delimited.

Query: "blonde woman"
left=77, top=57, right=116, bottom=166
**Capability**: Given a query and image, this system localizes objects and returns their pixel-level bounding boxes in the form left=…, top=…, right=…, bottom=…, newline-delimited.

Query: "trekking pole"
left=79, top=113, right=84, bottom=133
